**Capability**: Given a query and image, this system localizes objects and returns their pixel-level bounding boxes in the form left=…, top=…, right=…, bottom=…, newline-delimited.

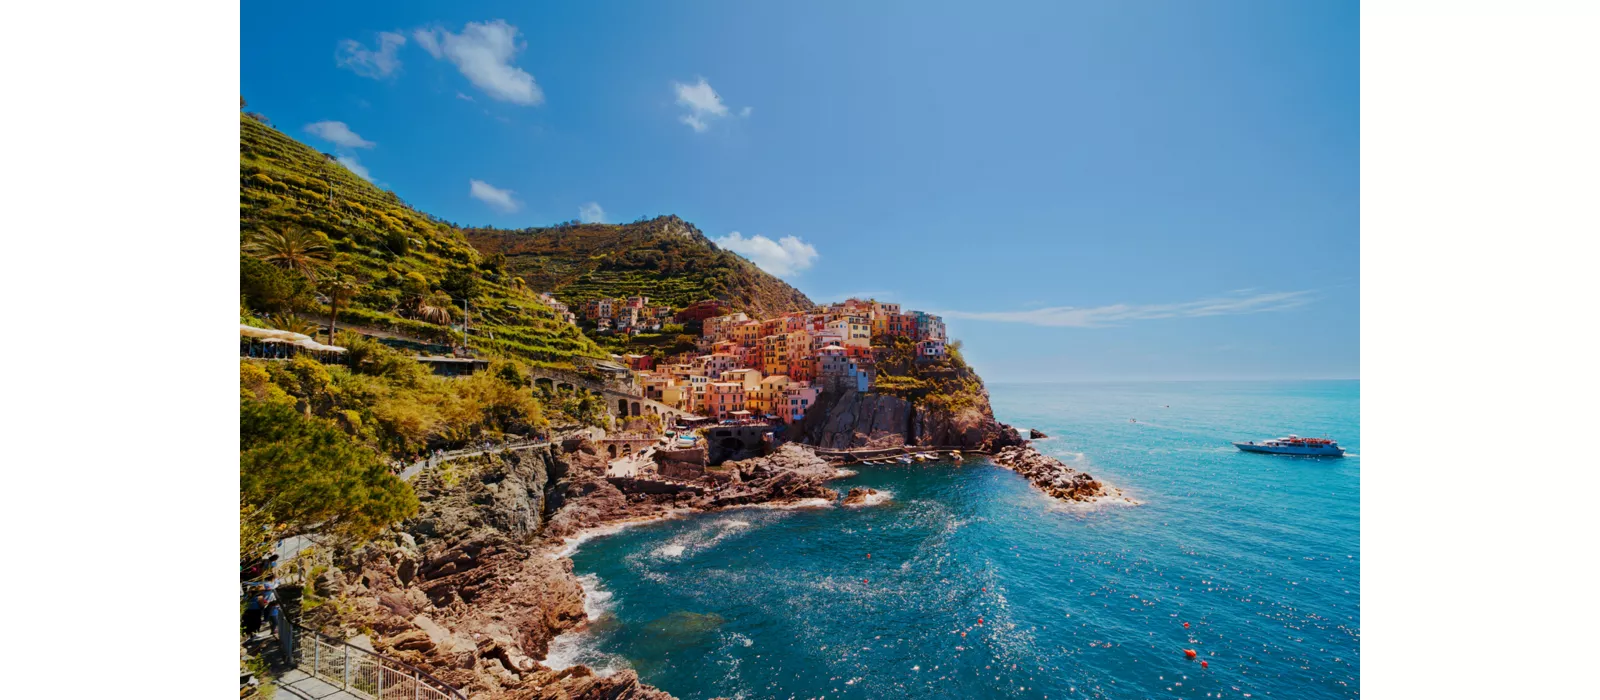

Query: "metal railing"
left=293, top=624, right=466, bottom=700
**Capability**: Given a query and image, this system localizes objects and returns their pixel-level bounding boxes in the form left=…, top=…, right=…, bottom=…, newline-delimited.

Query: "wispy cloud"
left=469, top=179, right=519, bottom=212
left=304, top=121, right=374, bottom=149
left=416, top=20, right=543, bottom=105
left=337, top=154, right=373, bottom=182
left=942, top=291, right=1314, bottom=328
left=578, top=202, right=606, bottom=224
left=336, top=31, right=407, bottom=79
left=673, top=77, right=730, bottom=132
left=714, top=232, right=819, bottom=277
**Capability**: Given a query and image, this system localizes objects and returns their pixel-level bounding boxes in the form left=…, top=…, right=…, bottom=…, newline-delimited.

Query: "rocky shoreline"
left=298, top=438, right=847, bottom=700
left=991, top=443, right=1131, bottom=504
left=297, top=423, right=1124, bottom=698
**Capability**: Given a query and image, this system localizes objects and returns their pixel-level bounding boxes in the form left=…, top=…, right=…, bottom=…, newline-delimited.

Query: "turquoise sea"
left=551, top=381, right=1360, bottom=699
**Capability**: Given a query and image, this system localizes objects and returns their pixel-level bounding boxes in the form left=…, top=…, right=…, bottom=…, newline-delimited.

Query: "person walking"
left=241, top=593, right=263, bottom=635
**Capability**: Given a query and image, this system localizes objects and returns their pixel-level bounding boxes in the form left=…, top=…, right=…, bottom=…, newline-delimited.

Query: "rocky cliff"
left=795, top=387, right=1025, bottom=452
left=302, top=439, right=844, bottom=699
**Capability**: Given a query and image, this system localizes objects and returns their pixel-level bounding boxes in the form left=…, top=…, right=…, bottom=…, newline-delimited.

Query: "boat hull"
left=1233, top=442, right=1345, bottom=457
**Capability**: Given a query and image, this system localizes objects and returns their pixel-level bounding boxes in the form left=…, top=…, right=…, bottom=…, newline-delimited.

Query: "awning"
left=240, top=324, right=344, bottom=352
left=240, top=324, right=311, bottom=342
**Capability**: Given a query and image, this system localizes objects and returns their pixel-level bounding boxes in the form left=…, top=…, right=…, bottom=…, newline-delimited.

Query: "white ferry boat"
left=1233, top=435, right=1345, bottom=457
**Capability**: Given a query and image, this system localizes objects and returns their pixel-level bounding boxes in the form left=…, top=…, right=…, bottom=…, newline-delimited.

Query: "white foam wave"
left=647, top=516, right=757, bottom=562
left=542, top=629, right=628, bottom=676
left=655, top=543, right=687, bottom=558
left=542, top=574, right=627, bottom=676
left=727, top=497, right=835, bottom=511
left=576, top=573, right=613, bottom=621
left=549, top=511, right=686, bottom=559
left=842, top=489, right=894, bottom=508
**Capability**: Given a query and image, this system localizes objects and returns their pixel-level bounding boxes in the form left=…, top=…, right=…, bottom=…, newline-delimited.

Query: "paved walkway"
left=274, top=669, right=360, bottom=700
left=607, top=446, right=657, bottom=477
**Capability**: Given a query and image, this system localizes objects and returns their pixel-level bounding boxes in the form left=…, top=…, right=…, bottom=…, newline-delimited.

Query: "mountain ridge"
left=464, top=216, right=814, bottom=318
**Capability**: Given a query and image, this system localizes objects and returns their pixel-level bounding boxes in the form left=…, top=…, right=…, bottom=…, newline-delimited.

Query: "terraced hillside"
left=465, top=216, right=814, bottom=318
left=239, top=114, right=607, bottom=366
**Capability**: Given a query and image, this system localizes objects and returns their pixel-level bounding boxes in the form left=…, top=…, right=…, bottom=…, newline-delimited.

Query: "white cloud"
left=740, top=106, right=753, bottom=117
left=337, top=154, right=373, bottom=182
left=673, top=78, right=730, bottom=132
left=469, top=179, right=519, bottom=212
left=456, top=92, right=475, bottom=102
left=415, top=21, right=543, bottom=105
left=714, top=232, right=819, bottom=277
left=941, top=291, right=1314, bottom=328
left=336, top=31, right=406, bottom=79
left=304, top=121, right=375, bottom=149
left=578, top=202, right=606, bottom=224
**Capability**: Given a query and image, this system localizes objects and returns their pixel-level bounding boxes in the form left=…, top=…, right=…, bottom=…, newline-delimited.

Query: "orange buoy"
left=863, top=579, right=869, bottom=584
left=1183, top=622, right=1190, bottom=629
left=1184, top=649, right=1197, bottom=659
left=961, top=631, right=967, bottom=637
left=867, top=553, right=872, bottom=559
left=978, top=617, right=984, bottom=625
left=1200, top=660, right=1209, bottom=669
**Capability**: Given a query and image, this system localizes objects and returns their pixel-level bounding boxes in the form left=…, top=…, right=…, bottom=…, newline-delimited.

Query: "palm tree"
left=320, top=275, right=357, bottom=344
left=266, top=313, right=318, bottom=336
left=246, top=228, right=331, bottom=280
left=416, top=290, right=455, bottom=326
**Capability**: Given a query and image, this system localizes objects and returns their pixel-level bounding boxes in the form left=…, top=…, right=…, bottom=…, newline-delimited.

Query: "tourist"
left=241, top=593, right=263, bottom=635
left=240, top=554, right=278, bottom=581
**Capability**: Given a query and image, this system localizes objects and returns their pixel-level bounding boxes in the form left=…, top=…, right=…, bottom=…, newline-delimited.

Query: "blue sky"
left=242, top=1, right=1358, bottom=382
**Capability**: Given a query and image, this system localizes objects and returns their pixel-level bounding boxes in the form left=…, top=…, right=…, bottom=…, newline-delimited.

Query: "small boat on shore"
left=1233, top=435, right=1345, bottom=457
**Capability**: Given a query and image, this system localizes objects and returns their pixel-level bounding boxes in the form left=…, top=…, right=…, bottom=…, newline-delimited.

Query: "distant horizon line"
left=984, top=377, right=1359, bottom=385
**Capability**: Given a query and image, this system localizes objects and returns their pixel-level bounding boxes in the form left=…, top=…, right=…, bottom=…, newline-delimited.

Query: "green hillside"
left=465, top=216, right=815, bottom=318
left=238, top=114, right=606, bottom=367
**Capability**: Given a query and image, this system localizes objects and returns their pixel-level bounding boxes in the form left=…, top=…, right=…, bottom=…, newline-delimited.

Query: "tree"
left=246, top=227, right=331, bottom=280
left=441, top=267, right=482, bottom=303
left=241, top=255, right=313, bottom=313
left=240, top=399, right=417, bottom=543
left=320, top=275, right=357, bottom=344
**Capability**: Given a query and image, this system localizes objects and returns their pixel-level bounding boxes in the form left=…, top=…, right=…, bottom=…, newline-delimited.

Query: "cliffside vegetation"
left=239, top=337, right=611, bottom=555
left=464, top=216, right=814, bottom=318
left=239, top=113, right=605, bottom=367
left=871, top=336, right=989, bottom=415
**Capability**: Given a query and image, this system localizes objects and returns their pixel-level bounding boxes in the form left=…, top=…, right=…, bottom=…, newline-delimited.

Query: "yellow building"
left=719, top=368, right=763, bottom=392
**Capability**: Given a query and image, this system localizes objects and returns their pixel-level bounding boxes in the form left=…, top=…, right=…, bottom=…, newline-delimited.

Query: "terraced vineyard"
left=465, top=216, right=814, bottom=318
left=239, top=114, right=607, bottom=367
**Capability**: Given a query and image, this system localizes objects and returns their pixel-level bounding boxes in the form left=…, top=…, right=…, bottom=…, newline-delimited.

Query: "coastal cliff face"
left=796, top=388, right=1025, bottom=451
left=304, top=440, right=843, bottom=699
left=308, top=440, right=673, bottom=699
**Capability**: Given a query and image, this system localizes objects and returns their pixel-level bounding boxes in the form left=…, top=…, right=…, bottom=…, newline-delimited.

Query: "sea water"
left=556, top=381, right=1359, bottom=699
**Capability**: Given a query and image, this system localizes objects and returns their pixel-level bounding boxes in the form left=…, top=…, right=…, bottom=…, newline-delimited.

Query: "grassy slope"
left=239, top=114, right=606, bottom=367
left=465, top=216, right=815, bottom=318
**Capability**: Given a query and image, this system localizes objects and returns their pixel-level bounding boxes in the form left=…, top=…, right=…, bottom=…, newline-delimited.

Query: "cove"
left=555, top=381, right=1360, bottom=699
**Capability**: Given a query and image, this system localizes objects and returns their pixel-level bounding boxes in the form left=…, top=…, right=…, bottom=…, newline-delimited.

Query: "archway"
left=618, top=398, right=630, bottom=415
left=631, top=401, right=641, bottom=417
left=607, top=444, right=618, bottom=458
